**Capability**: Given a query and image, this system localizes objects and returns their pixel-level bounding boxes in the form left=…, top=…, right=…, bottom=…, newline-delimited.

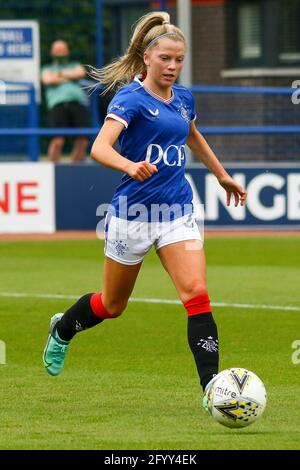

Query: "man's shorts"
left=104, top=213, right=203, bottom=265
left=49, top=101, right=90, bottom=132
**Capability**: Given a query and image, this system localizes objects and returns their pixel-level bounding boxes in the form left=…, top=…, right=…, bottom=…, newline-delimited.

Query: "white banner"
left=0, top=163, right=55, bottom=233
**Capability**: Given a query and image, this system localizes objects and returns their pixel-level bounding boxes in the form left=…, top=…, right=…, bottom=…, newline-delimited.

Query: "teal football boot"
left=43, top=313, right=70, bottom=376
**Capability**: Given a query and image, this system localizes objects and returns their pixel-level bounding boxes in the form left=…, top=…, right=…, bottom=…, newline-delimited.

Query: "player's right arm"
left=91, top=118, right=158, bottom=182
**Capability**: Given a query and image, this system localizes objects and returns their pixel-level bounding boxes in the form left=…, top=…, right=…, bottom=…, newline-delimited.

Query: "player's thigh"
left=157, top=240, right=207, bottom=303
left=102, top=256, right=142, bottom=308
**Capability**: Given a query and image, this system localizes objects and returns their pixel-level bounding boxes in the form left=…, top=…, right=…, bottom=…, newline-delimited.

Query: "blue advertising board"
left=55, top=164, right=300, bottom=230
left=0, top=21, right=40, bottom=98
left=186, top=164, right=300, bottom=228
left=55, top=164, right=121, bottom=230
left=0, top=27, right=33, bottom=58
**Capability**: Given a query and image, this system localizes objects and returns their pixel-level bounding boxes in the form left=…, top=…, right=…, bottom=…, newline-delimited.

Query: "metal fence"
left=0, top=82, right=300, bottom=162
left=191, top=85, right=300, bottom=162
left=0, top=82, right=38, bottom=161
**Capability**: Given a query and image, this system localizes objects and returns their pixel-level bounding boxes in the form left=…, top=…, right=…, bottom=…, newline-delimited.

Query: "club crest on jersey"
left=178, top=104, right=189, bottom=123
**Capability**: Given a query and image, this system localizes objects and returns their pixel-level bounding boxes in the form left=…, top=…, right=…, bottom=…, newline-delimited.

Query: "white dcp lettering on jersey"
left=145, top=144, right=185, bottom=167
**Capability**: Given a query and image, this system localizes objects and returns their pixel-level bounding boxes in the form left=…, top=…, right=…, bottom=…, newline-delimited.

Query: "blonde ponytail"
left=89, top=11, right=186, bottom=94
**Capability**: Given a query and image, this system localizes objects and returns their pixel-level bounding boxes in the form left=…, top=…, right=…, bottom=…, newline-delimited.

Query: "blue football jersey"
left=106, top=77, right=196, bottom=221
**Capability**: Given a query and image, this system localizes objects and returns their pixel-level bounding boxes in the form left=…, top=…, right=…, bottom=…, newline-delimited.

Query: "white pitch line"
left=212, top=302, right=300, bottom=312
left=0, top=292, right=78, bottom=300
left=0, top=292, right=300, bottom=312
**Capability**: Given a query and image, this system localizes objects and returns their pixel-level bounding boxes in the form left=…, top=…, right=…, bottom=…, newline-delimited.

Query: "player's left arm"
left=186, top=121, right=247, bottom=207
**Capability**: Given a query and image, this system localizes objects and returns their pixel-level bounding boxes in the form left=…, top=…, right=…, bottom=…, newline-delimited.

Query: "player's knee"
left=180, top=282, right=208, bottom=304
left=183, top=290, right=211, bottom=316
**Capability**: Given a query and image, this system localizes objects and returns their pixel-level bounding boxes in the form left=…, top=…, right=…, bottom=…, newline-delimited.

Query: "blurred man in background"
left=41, top=40, right=90, bottom=163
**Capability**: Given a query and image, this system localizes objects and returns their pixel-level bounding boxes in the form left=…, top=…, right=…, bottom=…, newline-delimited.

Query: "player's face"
left=144, top=38, right=185, bottom=90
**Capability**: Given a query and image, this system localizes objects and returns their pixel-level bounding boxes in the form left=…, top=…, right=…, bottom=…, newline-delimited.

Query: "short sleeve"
left=189, top=91, right=197, bottom=122
left=106, top=87, right=139, bottom=129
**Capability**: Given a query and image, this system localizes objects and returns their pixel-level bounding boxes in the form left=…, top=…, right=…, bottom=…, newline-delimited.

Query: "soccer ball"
left=206, top=368, right=267, bottom=428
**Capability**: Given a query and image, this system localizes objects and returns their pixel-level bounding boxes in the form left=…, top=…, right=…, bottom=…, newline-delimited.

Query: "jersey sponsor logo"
left=109, top=104, right=125, bottom=112
left=148, top=108, right=159, bottom=116
left=145, top=143, right=185, bottom=167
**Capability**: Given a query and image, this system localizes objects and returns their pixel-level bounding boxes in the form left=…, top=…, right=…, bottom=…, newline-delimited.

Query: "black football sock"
left=187, top=312, right=219, bottom=391
left=56, top=293, right=103, bottom=341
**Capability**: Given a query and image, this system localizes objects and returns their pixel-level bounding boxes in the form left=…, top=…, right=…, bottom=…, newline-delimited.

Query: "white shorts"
left=104, top=213, right=203, bottom=265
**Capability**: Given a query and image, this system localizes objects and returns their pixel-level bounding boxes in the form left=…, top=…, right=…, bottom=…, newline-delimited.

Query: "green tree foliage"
left=0, top=0, right=98, bottom=67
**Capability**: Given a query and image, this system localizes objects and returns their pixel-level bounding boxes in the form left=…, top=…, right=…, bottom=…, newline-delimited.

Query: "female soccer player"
left=43, top=12, right=247, bottom=410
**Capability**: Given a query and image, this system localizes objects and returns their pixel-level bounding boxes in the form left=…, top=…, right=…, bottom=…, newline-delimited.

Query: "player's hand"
left=218, top=175, right=247, bottom=207
left=126, top=161, right=158, bottom=182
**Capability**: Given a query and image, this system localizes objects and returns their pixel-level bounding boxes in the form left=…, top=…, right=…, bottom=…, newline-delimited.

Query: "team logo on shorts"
left=184, top=214, right=194, bottom=228
left=114, top=240, right=129, bottom=257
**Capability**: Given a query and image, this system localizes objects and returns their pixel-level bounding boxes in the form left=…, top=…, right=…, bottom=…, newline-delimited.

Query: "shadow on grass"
left=212, top=430, right=299, bottom=436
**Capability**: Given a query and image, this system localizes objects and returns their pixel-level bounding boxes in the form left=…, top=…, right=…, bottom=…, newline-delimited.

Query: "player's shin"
left=56, top=292, right=112, bottom=341
left=184, top=293, right=219, bottom=391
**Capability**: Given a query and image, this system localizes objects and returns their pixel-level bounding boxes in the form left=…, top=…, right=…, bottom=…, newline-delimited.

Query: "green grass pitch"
left=0, top=236, right=299, bottom=450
